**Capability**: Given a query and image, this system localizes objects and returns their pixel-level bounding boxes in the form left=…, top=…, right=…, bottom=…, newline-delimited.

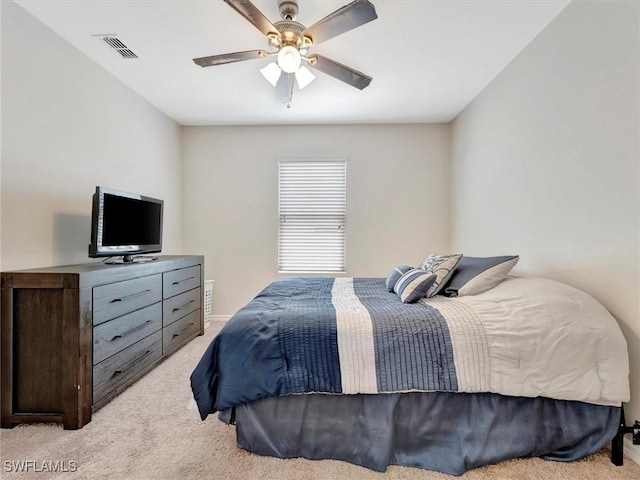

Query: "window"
left=278, top=160, right=346, bottom=273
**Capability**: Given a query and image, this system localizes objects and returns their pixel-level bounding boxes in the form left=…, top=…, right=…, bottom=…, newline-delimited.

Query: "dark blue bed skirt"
left=221, top=391, right=619, bottom=476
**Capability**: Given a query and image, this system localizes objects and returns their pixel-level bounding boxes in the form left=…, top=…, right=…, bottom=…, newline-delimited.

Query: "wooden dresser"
left=1, top=255, right=204, bottom=429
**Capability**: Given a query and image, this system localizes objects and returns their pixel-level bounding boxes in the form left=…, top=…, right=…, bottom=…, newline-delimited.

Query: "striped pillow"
left=385, top=265, right=413, bottom=291
left=393, top=269, right=437, bottom=303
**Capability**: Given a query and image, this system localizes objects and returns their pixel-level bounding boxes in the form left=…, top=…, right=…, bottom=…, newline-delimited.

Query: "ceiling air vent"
left=102, top=36, right=138, bottom=59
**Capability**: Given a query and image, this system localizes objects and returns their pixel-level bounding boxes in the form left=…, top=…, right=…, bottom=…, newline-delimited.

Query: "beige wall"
left=450, top=0, right=640, bottom=434
left=181, top=124, right=450, bottom=315
left=0, top=1, right=183, bottom=271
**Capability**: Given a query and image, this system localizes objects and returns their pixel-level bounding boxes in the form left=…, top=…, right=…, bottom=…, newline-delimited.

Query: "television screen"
left=89, top=186, right=163, bottom=262
left=102, top=193, right=162, bottom=246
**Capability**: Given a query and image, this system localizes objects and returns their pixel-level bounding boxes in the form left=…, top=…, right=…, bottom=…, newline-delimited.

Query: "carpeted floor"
left=1, top=321, right=638, bottom=480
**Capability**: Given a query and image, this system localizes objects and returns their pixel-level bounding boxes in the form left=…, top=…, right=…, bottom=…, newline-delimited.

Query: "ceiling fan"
left=193, top=0, right=378, bottom=106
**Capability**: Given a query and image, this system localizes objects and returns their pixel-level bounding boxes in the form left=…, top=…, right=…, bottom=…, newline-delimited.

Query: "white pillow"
left=419, top=254, right=463, bottom=298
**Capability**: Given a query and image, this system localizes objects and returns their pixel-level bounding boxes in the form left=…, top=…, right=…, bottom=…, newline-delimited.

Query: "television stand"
left=105, top=255, right=158, bottom=264
left=1, top=255, right=204, bottom=429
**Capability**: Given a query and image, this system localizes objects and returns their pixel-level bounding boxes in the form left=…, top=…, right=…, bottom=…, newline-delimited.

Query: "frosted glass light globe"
left=278, top=46, right=301, bottom=74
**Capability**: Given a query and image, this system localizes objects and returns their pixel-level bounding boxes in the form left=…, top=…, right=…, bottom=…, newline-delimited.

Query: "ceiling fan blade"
left=308, top=54, right=372, bottom=90
left=193, top=50, right=267, bottom=67
left=276, top=72, right=294, bottom=104
left=224, top=0, right=278, bottom=37
left=301, top=0, right=377, bottom=46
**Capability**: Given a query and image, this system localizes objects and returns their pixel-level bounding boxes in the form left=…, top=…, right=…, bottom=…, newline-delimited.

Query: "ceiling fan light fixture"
left=193, top=0, right=378, bottom=105
left=277, top=45, right=301, bottom=73
left=260, top=62, right=282, bottom=87
left=295, top=65, right=315, bottom=90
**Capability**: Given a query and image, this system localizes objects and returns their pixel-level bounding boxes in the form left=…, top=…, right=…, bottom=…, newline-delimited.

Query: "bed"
left=190, top=256, right=630, bottom=476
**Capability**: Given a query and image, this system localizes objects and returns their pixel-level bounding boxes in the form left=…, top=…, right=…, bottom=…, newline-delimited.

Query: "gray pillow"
left=385, top=265, right=413, bottom=291
left=440, top=255, right=519, bottom=297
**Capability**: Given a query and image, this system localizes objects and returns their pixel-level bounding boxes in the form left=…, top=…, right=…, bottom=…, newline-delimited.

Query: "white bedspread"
left=422, top=275, right=630, bottom=406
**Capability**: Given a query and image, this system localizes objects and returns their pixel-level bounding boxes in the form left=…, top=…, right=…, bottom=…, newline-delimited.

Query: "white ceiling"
left=14, top=0, right=571, bottom=126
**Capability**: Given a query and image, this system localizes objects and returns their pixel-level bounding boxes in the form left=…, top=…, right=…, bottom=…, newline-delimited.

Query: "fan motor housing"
left=273, top=20, right=310, bottom=51
left=275, top=20, right=305, bottom=35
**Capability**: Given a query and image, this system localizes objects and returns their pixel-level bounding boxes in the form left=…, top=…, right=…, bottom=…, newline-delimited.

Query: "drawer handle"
left=172, top=299, right=195, bottom=313
left=112, top=350, right=153, bottom=378
left=111, top=320, right=152, bottom=341
left=172, top=276, right=195, bottom=285
left=111, top=289, right=152, bottom=303
left=172, top=322, right=195, bottom=339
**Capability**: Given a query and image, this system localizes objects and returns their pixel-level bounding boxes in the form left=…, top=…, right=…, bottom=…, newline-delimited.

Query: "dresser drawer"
left=163, top=287, right=200, bottom=327
left=93, top=274, right=162, bottom=325
left=93, top=303, right=162, bottom=365
left=93, top=330, right=162, bottom=403
left=163, top=310, right=200, bottom=355
left=163, top=265, right=200, bottom=299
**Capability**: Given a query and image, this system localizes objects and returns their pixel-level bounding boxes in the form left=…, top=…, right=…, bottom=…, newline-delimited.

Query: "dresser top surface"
left=1, top=255, right=204, bottom=289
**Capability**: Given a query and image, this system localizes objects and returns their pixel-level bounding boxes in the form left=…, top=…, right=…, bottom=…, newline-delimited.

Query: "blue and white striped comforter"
left=191, top=276, right=629, bottom=420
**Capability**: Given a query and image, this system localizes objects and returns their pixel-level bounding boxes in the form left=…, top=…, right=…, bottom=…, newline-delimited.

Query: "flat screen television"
left=89, top=186, right=163, bottom=263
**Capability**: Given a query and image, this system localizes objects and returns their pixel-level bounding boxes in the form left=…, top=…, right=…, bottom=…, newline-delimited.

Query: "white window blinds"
left=278, top=160, right=346, bottom=273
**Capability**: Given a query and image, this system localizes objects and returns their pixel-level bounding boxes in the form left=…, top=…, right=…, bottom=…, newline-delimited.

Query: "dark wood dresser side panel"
left=13, top=288, right=65, bottom=413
